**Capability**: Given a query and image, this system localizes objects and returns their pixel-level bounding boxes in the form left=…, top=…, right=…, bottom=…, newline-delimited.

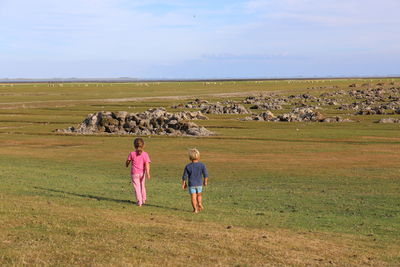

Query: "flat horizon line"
left=1, top=75, right=400, bottom=83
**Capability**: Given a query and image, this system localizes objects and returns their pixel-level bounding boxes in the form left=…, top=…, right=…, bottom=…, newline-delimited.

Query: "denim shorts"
left=188, top=186, right=202, bottom=194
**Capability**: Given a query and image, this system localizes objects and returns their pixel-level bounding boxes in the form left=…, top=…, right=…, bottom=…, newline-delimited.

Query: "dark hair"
left=133, top=138, right=145, bottom=155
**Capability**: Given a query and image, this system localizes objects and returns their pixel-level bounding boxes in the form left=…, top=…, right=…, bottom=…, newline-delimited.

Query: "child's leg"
left=132, top=175, right=143, bottom=206
left=140, top=174, right=146, bottom=204
left=197, top=193, right=203, bottom=211
left=191, top=193, right=198, bottom=213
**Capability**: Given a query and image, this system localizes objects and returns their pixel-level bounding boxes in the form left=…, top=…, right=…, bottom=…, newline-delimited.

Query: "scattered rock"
left=321, top=117, right=353, bottom=123
left=356, top=104, right=399, bottom=115
left=243, top=94, right=287, bottom=105
left=278, top=107, right=325, bottom=122
left=377, top=118, right=400, bottom=123
left=250, top=103, right=282, bottom=110
left=337, top=103, right=359, bottom=110
left=242, top=111, right=276, bottom=121
left=171, top=98, right=209, bottom=109
left=243, top=108, right=353, bottom=123
left=201, top=103, right=249, bottom=114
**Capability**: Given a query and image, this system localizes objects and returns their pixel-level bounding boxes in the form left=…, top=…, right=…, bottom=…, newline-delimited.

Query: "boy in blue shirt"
left=182, top=148, right=209, bottom=213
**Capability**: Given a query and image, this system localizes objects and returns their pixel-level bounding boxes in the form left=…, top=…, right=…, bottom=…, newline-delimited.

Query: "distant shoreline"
left=0, top=76, right=399, bottom=83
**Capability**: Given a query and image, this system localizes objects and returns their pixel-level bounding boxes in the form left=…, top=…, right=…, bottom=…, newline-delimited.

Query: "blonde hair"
left=133, top=138, right=145, bottom=155
left=188, top=148, right=200, bottom=161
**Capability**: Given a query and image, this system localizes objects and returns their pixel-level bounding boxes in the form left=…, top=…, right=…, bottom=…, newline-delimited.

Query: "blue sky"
left=0, top=0, right=399, bottom=79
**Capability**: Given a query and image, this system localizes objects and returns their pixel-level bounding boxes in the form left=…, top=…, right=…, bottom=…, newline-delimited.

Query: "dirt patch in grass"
left=0, top=138, right=87, bottom=149
left=0, top=120, right=72, bottom=125
left=361, top=136, right=400, bottom=141
left=0, top=125, right=30, bottom=130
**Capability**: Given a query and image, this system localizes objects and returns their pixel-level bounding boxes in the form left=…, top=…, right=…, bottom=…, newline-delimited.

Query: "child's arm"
left=125, top=160, right=131, bottom=168
left=182, top=166, right=188, bottom=189
left=182, top=180, right=187, bottom=189
left=145, top=162, right=151, bottom=179
left=202, top=164, right=209, bottom=186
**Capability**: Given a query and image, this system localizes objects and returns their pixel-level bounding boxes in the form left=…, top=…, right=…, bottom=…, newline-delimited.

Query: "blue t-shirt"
left=182, top=162, right=208, bottom=187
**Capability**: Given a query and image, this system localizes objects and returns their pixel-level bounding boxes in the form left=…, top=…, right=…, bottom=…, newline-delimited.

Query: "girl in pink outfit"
left=126, top=138, right=151, bottom=206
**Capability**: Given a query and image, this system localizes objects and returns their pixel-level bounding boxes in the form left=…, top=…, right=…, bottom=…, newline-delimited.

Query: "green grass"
left=1, top=79, right=400, bottom=266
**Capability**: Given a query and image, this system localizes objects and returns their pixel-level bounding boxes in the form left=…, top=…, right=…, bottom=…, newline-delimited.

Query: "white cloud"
left=244, top=0, right=400, bottom=26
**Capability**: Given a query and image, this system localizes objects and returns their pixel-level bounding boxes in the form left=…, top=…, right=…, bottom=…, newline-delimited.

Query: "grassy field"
left=1, top=79, right=400, bottom=266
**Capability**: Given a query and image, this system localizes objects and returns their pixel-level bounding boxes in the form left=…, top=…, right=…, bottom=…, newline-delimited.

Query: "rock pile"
left=239, top=83, right=400, bottom=121
left=171, top=99, right=209, bottom=109
left=171, top=99, right=249, bottom=114
left=242, top=107, right=353, bottom=123
left=349, top=88, right=386, bottom=101
left=201, top=103, right=249, bottom=114
left=377, top=118, right=400, bottom=123
left=337, top=103, right=359, bottom=111
left=249, top=103, right=283, bottom=110
left=356, top=104, right=400, bottom=115
left=217, top=100, right=239, bottom=105
left=243, top=95, right=287, bottom=107
left=242, top=111, right=276, bottom=121
left=320, top=117, right=353, bottom=123
left=288, top=93, right=317, bottom=101
left=55, top=108, right=213, bottom=136
left=278, top=107, right=325, bottom=122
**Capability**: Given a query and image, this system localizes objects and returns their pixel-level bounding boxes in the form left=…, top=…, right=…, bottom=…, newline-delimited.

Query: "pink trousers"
left=131, top=173, right=146, bottom=205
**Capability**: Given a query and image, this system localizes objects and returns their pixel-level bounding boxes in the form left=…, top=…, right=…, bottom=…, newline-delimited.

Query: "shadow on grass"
left=34, top=186, right=183, bottom=212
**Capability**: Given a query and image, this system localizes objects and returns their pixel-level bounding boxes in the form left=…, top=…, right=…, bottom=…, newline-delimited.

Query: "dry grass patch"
left=1, top=194, right=398, bottom=266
